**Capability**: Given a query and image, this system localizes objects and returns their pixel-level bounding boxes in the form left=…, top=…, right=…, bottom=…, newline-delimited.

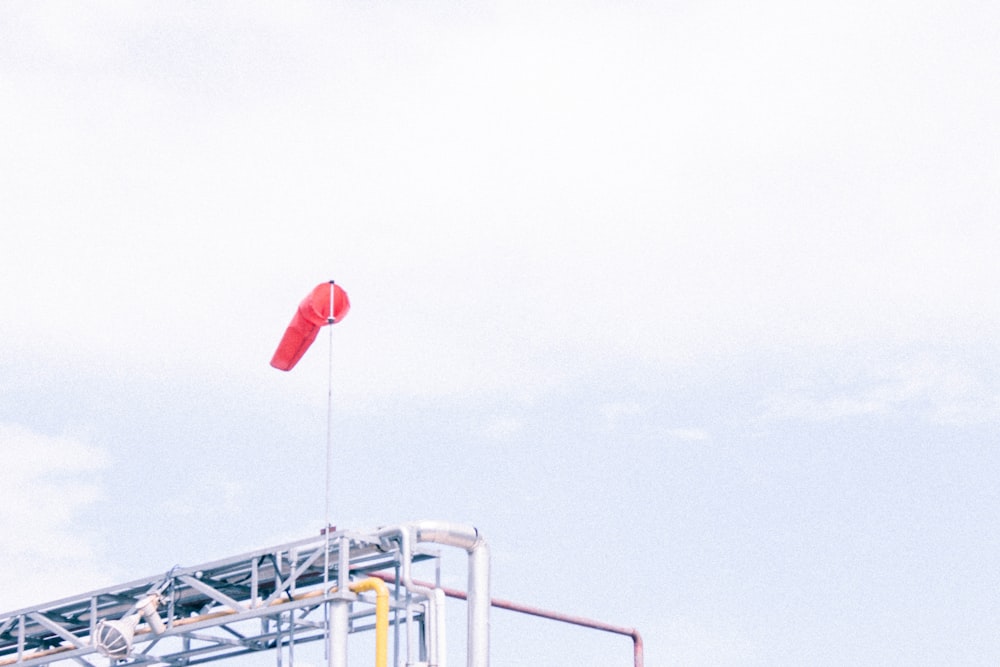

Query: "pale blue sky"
left=2, top=2, right=1000, bottom=664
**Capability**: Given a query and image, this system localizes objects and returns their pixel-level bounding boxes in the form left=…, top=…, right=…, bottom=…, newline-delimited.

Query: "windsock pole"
left=326, top=280, right=336, bottom=543
left=269, top=279, right=351, bottom=667
left=324, top=280, right=335, bottom=667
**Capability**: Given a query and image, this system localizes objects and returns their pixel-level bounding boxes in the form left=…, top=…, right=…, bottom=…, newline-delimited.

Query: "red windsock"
left=270, top=281, right=350, bottom=371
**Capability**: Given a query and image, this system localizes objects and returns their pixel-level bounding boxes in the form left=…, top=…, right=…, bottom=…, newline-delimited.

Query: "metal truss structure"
left=0, top=521, right=492, bottom=667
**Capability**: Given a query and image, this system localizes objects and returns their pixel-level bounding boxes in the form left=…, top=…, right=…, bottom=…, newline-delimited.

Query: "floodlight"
left=94, top=615, right=139, bottom=659
left=94, top=595, right=164, bottom=658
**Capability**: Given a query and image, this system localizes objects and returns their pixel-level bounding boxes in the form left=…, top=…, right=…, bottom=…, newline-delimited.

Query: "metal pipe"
left=329, top=535, right=355, bottom=667
left=424, top=589, right=439, bottom=666
left=409, top=521, right=489, bottom=667
left=465, top=537, right=489, bottom=667
left=377, top=521, right=490, bottom=667
left=432, top=588, right=447, bottom=667
left=367, top=572, right=643, bottom=667
left=395, top=527, right=420, bottom=665
left=404, top=587, right=416, bottom=666
left=350, top=578, right=389, bottom=667
left=392, top=525, right=441, bottom=666
left=484, top=597, right=643, bottom=667
left=328, top=599, right=349, bottom=667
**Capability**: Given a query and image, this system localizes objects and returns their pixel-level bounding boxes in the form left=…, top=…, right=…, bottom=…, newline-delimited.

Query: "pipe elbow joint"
left=412, top=520, right=484, bottom=553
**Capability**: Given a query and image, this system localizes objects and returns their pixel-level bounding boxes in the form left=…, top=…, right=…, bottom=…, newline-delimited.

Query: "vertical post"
left=393, top=562, right=402, bottom=667
left=17, top=615, right=24, bottom=662
left=418, top=607, right=428, bottom=663
left=324, top=280, right=337, bottom=667
left=325, top=279, right=336, bottom=544
left=328, top=600, right=349, bottom=667
left=275, top=615, right=283, bottom=667
left=328, top=534, right=356, bottom=667
left=434, top=589, right=448, bottom=667
left=467, top=541, right=491, bottom=667
left=323, top=280, right=337, bottom=587
left=251, top=558, right=260, bottom=609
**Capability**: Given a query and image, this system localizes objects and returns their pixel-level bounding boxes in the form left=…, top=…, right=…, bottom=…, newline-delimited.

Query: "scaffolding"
left=0, top=521, right=490, bottom=667
left=0, top=521, right=644, bottom=667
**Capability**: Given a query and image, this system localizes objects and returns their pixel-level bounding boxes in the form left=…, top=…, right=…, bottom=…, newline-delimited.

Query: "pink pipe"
left=369, top=571, right=643, bottom=667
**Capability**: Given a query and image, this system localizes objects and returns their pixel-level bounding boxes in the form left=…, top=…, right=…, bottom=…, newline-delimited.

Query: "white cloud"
left=155, top=476, right=248, bottom=522
left=478, top=416, right=525, bottom=442
left=2, top=1, right=999, bottom=407
left=661, top=616, right=758, bottom=666
left=666, top=428, right=710, bottom=442
left=759, top=353, right=1000, bottom=425
left=599, top=402, right=642, bottom=431
left=0, top=423, right=110, bottom=611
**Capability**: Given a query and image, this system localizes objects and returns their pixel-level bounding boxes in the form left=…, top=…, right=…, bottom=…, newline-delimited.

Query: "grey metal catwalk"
left=0, top=521, right=492, bottom=667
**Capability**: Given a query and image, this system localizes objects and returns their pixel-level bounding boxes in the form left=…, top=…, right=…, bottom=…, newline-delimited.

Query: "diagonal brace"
left=177, top=576, right=245, bottom=614
left=25, top=612, right=88, bottom=649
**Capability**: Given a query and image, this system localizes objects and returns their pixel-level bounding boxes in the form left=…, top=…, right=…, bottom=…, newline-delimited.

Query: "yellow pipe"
left=349, top=578, right=389, bottom=667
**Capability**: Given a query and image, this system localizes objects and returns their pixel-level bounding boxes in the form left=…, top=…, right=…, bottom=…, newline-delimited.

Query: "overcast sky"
left=2, top=2, right=1000, bottom=665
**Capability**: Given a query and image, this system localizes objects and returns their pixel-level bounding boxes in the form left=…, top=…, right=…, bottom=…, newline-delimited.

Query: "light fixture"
left=94, top=595, right=165, bottom=659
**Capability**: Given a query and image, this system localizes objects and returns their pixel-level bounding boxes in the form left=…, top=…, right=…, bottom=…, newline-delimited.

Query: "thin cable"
left=323, top=280, right=336, bottom=545
left=325, top=281, right=336, bottom=547
left=323, top=281, right=336, bottom=667
left=326, top=318, right=334, bottom=535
